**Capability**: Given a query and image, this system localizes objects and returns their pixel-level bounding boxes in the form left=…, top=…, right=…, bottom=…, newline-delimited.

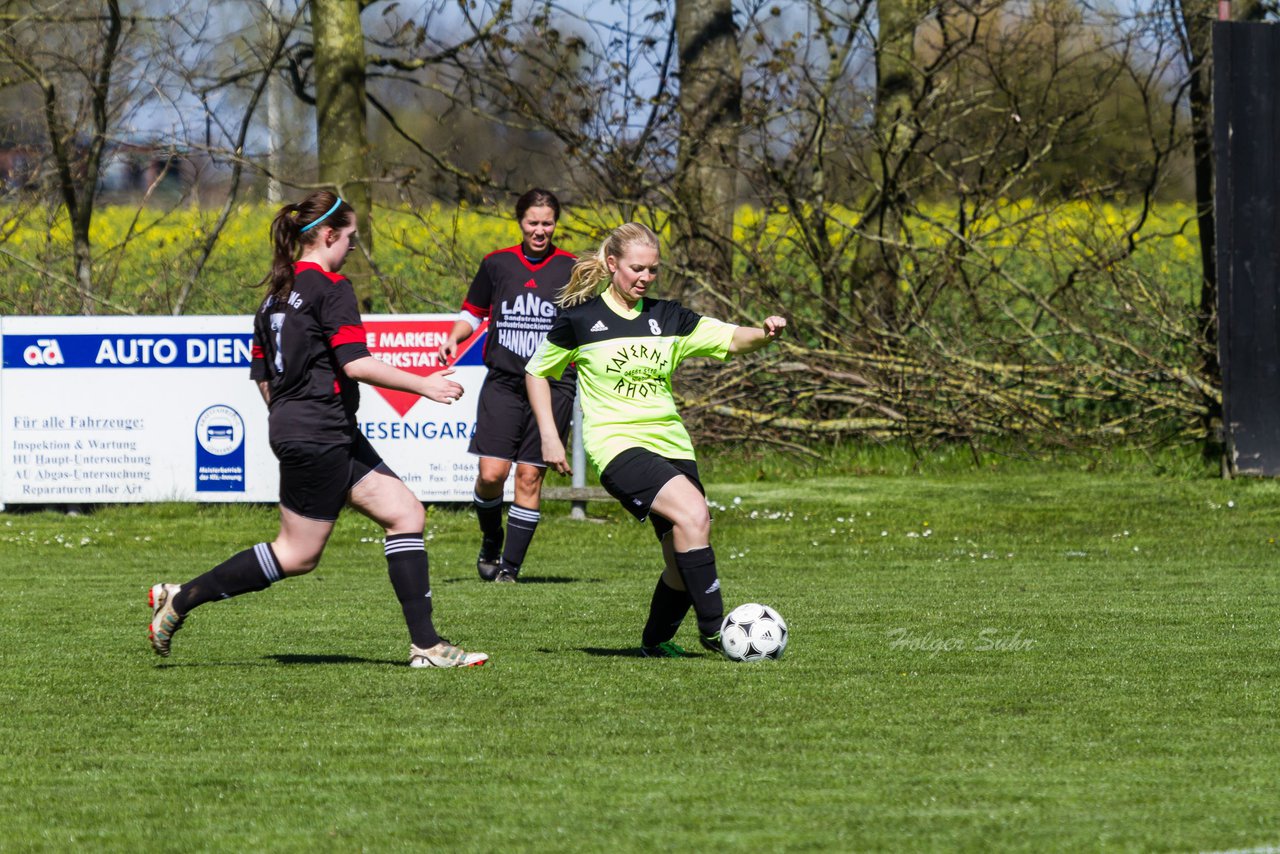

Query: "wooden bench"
left=541, top=486, right=611, bottom=502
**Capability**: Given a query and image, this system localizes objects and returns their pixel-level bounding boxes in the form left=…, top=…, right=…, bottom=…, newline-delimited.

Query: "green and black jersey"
left=526, top=290, right=736, bottom=471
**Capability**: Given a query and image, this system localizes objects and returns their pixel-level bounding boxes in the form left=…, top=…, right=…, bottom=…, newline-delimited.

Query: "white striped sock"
left=253, top=542, right=282, bottom=583
left=507, top=505, right=540, bottom=527
left=384, top=536, right=425, bottom=555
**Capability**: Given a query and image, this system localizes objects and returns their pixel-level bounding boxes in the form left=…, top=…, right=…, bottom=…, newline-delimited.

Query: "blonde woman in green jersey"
left=525, top=222, right=786, bottom=658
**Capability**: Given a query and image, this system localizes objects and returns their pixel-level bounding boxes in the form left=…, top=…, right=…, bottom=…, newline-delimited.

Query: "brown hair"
left=559, top=222, right=659, bottom=308
left=515, top=188, right=561, bottom=222
left=267, top=191, right=354, bottom=300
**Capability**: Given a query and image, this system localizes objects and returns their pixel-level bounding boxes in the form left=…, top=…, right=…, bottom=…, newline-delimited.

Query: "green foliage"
left=2, top=464, right=1279, bottom=850
left=0, top=203, right=602, bottom=315
left=718, top=198, right=1213, bottom=447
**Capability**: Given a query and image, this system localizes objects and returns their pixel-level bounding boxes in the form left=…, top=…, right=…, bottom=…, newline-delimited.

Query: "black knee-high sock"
left=673, top=547, right=724, bottom=637
left=173, top=542, right=282, bottom=614
left=502, top=503, right=540, bottom=570
left=641, top=577, right=693, bottom=647
left=473, top=492, right=504, bottom=553
left=385, top=533, right=441, bottom=649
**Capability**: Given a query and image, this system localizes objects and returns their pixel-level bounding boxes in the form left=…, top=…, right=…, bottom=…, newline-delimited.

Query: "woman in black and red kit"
left=149, top=190, right=488, bottom=668
left=438, top=188, right=577, bottom=583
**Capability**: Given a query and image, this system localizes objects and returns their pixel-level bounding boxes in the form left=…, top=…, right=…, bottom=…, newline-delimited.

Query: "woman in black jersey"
left=438, top=188, right=578, bottom=583
left=148, top=191, right=488, bottom=668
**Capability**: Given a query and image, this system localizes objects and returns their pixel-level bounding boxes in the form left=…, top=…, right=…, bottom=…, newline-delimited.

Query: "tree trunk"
left=311, top=0, right=372, bottom=304
left=672, top=0, right=741, bottom=313
left=855, top=0, right=924, bottom=332
left=1176, top=0, right=1251, bottom=458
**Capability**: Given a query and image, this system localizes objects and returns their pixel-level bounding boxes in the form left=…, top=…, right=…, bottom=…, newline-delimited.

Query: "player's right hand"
left=542, top=437, right=571, bottom=476
left=437, top=338, right=458, bottom=365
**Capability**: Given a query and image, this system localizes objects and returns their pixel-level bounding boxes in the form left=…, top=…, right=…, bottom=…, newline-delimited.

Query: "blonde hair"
left=558, top=222, right=660, bottom=307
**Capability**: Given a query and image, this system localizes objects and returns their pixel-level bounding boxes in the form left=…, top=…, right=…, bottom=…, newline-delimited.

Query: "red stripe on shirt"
left=251, top=344, right=264, bottom=359
left=294, top=260, right=346, bottom=283
left=461, top=300, right=491, bottom=319
left=330, top=324, right=366, bottom=347
left=485, top=244, right=576, bottom=273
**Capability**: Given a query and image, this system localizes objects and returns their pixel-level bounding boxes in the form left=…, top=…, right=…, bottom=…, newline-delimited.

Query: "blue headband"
left=299, top=198, right=343, bottom=233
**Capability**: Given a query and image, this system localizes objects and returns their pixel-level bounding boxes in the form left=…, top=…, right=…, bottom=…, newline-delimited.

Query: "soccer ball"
left=719, top=603, right=788, bottom=661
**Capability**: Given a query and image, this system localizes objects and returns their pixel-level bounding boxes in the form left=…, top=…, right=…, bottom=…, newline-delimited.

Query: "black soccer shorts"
left=272, top=431, right=385, bottom=521
left=599, top=447, right=705, bottom=541
left=468, top=370, right=575, bottom=468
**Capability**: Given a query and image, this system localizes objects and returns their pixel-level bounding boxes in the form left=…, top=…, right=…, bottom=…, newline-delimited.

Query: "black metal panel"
left=1214, top=22, right=1280, bottom=475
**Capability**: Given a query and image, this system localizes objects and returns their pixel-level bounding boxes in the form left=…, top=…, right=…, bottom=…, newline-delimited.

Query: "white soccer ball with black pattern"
left=719, top=603, right=788, bottom=661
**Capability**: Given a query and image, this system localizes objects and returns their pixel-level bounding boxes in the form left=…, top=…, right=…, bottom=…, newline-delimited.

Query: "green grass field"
left=2, top=461, right=1279, bottom=851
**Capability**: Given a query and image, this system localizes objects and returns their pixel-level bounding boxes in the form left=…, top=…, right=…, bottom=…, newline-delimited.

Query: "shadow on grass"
left=439, top=575, right=597, bottom=585
left=576, top=646, right=708, bottom=658
left=268, top=653, right=399, bottom=666
left=149, top=653, right=401, bottom=668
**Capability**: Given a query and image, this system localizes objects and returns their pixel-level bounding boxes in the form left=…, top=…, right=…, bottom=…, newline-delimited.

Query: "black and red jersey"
left=462, top=244, right=577, bottom=385
left=249, top=261, right=372, bottom=445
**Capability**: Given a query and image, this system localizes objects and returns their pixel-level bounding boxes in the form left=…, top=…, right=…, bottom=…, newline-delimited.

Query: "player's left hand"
left=762, top=316, right=787, bottom=338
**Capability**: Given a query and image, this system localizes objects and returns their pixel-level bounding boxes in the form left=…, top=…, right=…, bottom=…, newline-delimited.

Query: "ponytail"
left=265, top=190, right=354, bottom=302
left=267, top=203, right=303, bottom=301
left=558, top=222, right=659, bottom=308
left=560, top=250, right=611, bottom=308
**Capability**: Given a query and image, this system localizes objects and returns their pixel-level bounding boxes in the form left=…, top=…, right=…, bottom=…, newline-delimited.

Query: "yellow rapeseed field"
left=0, top=199, right=1202, bottom=315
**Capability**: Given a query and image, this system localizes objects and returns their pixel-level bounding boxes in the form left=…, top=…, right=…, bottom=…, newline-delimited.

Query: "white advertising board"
left=0, top=315, right=496, bottom=507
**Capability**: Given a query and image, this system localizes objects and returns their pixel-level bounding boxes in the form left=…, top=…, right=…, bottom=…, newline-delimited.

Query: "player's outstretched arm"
left=728, top=315, right=787, bottom=355
left=343, top=356, right=464, bottom=404
left=526, top=373, right=571, bottom=475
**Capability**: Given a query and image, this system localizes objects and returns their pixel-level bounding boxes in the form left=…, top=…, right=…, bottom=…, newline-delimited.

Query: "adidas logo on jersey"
left=590, top=320, right=609, bottom=332
left=524, top=278, right=537, bottom=288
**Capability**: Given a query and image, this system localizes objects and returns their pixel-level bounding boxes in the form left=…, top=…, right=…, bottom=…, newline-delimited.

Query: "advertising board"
left=0, top=315, right=495, bottom=507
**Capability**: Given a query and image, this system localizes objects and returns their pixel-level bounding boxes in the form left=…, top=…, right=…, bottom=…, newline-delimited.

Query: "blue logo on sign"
left=195, top=405, right=246, bottom=493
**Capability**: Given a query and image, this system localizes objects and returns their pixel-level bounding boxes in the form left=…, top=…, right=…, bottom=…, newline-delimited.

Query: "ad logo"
left=195, top=404, right=246, bottom=492
left=23, top=339, right=64, bottom=366
left=364, top=320, right=482, bottom=416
